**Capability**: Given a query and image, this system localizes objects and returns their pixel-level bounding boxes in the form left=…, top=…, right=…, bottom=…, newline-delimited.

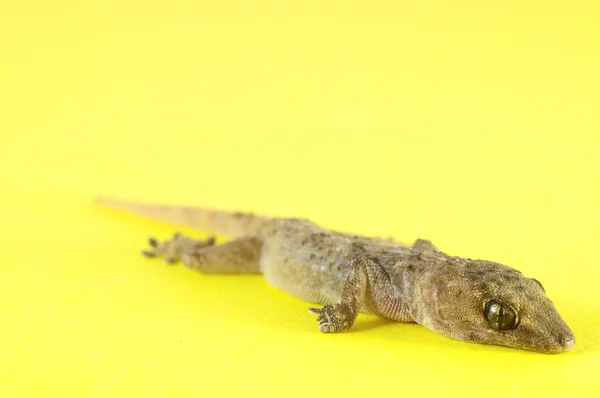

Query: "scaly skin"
left=98, top=198, right=575, bottom=354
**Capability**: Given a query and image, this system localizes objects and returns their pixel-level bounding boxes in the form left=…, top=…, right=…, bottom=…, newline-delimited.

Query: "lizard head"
left=422, top=259, right=575, bottom=354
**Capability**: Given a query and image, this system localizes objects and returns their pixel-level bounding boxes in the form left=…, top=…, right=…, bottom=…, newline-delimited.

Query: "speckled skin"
left=98, top=198, right=575, bottom=354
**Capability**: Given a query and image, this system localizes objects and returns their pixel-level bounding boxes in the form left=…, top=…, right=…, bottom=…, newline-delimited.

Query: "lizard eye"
left=484, top=300, right=518, bottom=331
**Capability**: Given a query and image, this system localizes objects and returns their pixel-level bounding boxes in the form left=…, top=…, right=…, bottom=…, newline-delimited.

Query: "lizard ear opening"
left=484, top=300, right=519, bottom=331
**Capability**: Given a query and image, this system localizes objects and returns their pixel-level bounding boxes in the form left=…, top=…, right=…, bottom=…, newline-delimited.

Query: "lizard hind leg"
left=143, top=233, right=263, bottom=274
left=142, top=232, right=216, bottom=264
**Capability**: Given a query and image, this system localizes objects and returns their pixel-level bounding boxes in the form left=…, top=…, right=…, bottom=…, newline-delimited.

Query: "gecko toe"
left=206, top=236, right=216, bottom=246
left=319, top=323, right=336, bottom=333
left=164, top=257, right=178, bottom=264
left=311, top=304, right=354, bottom=333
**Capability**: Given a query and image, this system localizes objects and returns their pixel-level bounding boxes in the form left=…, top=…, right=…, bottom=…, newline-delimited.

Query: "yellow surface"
left=1, top=1, right=599, bottom=396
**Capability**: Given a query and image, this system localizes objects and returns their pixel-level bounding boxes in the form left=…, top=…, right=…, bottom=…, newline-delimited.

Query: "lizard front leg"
left=308, top=257, right=403, bottom=333
left=143, top=233, right=262, bottom=274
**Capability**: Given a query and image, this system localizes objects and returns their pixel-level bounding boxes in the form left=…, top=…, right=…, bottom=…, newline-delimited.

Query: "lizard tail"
left=96, top=197, right=268, bottom=238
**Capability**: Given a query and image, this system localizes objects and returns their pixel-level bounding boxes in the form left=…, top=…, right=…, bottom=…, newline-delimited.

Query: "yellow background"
left=1, top=1, right=599, bottom=396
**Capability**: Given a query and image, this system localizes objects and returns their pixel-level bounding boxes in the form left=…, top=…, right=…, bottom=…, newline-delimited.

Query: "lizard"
left=97, top=197, right=575, bottom=354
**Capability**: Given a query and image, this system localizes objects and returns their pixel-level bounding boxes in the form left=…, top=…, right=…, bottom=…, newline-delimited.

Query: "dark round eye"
left=484, top=300, right=518, bottom=331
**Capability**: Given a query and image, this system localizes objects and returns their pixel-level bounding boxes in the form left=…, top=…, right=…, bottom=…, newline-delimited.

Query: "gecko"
left=97, top=197, right=575, bottom=354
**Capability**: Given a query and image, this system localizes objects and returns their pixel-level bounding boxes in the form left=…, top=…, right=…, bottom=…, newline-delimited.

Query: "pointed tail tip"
left=95, top=196, right=112, bottom=206
left=95, top=197, right=125, bottom=208
left=95, top=197, right=145, bottom=214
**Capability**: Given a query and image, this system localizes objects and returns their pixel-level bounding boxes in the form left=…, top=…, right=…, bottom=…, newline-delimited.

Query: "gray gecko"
left=97, top=197, right=575, bottom=354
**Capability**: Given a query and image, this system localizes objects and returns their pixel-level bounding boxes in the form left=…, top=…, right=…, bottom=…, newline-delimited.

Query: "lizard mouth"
left=458, top=323, right=575, bottom=353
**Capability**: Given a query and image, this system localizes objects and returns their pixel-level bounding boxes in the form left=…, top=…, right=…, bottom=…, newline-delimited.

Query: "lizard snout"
left=557, top=332, right=575, bottom=352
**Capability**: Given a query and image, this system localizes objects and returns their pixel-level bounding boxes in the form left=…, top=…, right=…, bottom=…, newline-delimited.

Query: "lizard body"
left=98, top=197, right=575, bottom=354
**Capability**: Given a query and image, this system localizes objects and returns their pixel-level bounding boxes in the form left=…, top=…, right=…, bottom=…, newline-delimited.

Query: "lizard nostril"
left=558, top=333, right=575, bottom=351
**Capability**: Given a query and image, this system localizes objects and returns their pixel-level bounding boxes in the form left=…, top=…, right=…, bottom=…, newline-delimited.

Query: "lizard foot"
left=308, top=303, right=356, bottom=333
left=142, top=232, right=216, bottom=264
